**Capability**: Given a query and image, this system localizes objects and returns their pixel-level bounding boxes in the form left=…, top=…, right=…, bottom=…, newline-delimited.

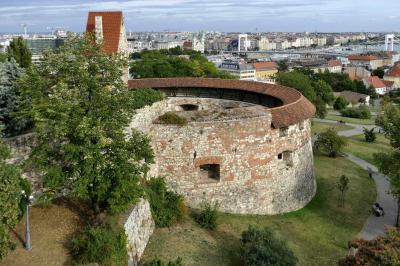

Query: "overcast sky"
left=1, top=0, right=400, bottom=33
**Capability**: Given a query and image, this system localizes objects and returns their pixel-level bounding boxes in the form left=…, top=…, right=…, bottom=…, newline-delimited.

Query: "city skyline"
left=1, top=0, right=400, bottom=33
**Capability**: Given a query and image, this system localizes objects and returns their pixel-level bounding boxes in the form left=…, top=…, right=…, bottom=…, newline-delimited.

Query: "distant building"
left=343, top=67, right=371, bottom=80
left=252, top=62, right=278, bottom=83
left=334, top=91, right=370, bottom=106
left=362, top=76, right=390, bottom=95
left=219, top=61, right=256, bottom=81
left=153, top=40, right=182, bottom=50
left=258, top=37, right=276, bottom=51
left=311, top=59, right=342, bottom=73
left=384, top=62, right=400, bottom=88
left=348, top=55, right=383, bottom=70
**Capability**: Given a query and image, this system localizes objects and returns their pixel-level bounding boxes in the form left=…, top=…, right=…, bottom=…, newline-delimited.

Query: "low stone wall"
left=121, top=198, right=155, bottom=265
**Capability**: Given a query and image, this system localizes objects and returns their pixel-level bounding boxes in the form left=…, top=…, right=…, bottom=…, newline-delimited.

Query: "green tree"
left=0, top=59, right=31, bottom=136
left=337, top=175, right=349, bottom=207
left=276, top=71, right=316, bottom=103
left=314, top=128, right=347, bottom=158
left=6, top=37, right=31, bottom=68
left=241, top=225, right=297, bottom=266
left=18, top=35, right=156, bottom=215
left=338, top=228, right=400, bottom=265
left=129, top=48, right=234, bottom=79
left=0, top=52, right=7, bottom=63
left=0, top=139, right=22, bottom=261
left=375, top=105, right=400, bottom=227
left=363, top=127, right=376, bottom=143
left=277, top=70, right=335, bottom=118
left=334, top=96, right=349, bottom=110
left=372, top=67, right=385, bottom=79
left=313, top=79, right=334, bottom=105
left=277, top=60, right=288, bottom=72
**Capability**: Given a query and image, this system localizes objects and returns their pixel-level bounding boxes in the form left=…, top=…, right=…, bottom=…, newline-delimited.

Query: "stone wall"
left=121, top=198, right=155, bottom=265
left=128, top=97, right=316, bottom=215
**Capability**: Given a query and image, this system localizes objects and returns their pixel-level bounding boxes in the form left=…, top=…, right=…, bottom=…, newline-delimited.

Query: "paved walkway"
left=314, top=117, right=397, bottom=239
left=344, top=153, right=397, bottom=240
left=313, top=118, right=376, bottom=137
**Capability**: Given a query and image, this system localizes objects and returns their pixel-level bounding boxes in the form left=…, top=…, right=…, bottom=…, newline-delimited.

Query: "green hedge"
left=69, top=223, right=128, bottom=266
left=340, top=106, right=371, bottom=119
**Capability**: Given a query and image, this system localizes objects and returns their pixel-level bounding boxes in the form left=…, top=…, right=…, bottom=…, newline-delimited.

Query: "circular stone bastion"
left=127, top=78, right=316, bottom=215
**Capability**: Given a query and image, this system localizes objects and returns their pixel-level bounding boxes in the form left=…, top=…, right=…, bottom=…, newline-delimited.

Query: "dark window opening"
left=180, top=104, right=199, bottom=111
left=199, top=164, right=220, bottom=181
left=277, top=153, right=283, bottom=160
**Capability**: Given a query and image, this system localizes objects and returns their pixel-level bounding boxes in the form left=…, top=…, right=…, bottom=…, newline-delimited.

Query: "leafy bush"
left=143, top=257, right=183, bottom=266
left=146, top=177, right=185, bottom=228
left=0, top=141, right=21, bottom=261
left=128, top=89, right=164, bottom=110
left=314, top=128, right=347, bottom=157
left=340, top=106, right=371, bottom=119
left=157, top=112, right=188, bottom=126
left=333, top=96, right=349, bottom=110
left=241, top=225, right=297, bottom=266
left=69, top=223, right=128, bottom=266
left=338, top=228, right=400, bottom=265
left=195, top=202, right=218, bottom=230
left=363, top=127, right=376, bottom=143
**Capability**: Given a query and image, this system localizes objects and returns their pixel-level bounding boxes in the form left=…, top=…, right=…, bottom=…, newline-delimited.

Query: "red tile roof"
left=252, top=62, right=278, bottom=70
left=327, top=60, right=342, bottom=67
left=348, top=55, right=379, bottom=61
left=363, top=76, right=386, bottom=88
left=386, top=63, right=400, bottom=77
left=86, top=11, right=123, bottom=54
left=382, top=80, right=394, bottom=87
left=128, top=78, right=315, bottom=128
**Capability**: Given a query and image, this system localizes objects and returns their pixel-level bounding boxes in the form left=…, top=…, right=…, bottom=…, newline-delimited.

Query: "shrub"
left=128, top=89, right=164, bottom=110
left=146, top=177, right=185, bottom=228
left=314, top=128, right=347, bottom=157
left=333, top=96, right=349, bottom=110
left=195, top=202, right=218, bottom=230
left=157, top=112, right=187, bottom=126
left=338, top=228, right=400, bottom=265
left=363, top=127, right=376, bottom=143
left=69, top=223, right=128, bottom=266
left=241, top=225, right=297, bottom=266
left=143, top=257, right=183, bottom=266
left=341, top=106, right=371, bottom=119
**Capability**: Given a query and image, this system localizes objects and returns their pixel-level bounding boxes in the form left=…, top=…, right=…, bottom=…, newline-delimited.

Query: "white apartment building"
left=219, top=62, right=256, bottom=81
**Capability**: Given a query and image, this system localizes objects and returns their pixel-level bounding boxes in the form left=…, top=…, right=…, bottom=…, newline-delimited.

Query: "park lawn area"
left=312, top=121, right=354, bottom=134
left=325, top=114, right=375, bottom=125
left=1, top=199, right=84, bottom=266
left=343, top=133, right=392, bottom=165
left=141, top=153, right=376, bottom=266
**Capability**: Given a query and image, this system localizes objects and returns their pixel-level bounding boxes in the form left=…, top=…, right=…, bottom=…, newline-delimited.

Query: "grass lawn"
left=312, top=121, right=354, bottom=134
left=343, top=134, right=392, bottom=165
left=325, top=114, right=375, bottom=125
left=141, top=153, right=376, bottom=266
left=1, top=199, right=84, bottom=266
